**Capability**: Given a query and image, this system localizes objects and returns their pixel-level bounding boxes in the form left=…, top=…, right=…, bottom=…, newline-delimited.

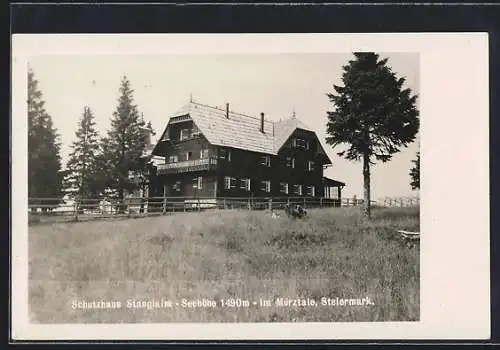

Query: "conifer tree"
left=65, top=106, right=102, bottom=199
left=409, top=152, right=420, bottom=190
left=101, top=76, right=147, bottom=208
left=326, top=53, right=419, bottom=218
left=28, top=68, right=64, bottom=209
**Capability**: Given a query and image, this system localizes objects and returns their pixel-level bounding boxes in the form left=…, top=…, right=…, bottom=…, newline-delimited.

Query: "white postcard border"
left=11, top=33, right=490, bottom=340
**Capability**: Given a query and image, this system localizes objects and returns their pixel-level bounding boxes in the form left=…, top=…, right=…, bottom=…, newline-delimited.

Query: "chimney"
left=226, top=103, right=229, bottom=119
left=260, top=112, right=265, bottom=133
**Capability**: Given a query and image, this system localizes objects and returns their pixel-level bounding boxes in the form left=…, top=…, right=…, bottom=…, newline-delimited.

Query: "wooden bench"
left=397, top=230, right=420, bottom=248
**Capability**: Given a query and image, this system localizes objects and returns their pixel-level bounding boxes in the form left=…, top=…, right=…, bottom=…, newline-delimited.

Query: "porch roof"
left=322, top=176, right=345, bottom=188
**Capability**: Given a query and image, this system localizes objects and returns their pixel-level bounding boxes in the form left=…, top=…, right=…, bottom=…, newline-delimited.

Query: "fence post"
left=320, top=197, right=323, bottom=208
left=268, top=198, right=272, bottom=210
left=198, top=198, right=201, bottom=212
left=163, top=196, right=167, bottom=214
left=73, top=198, right=79, bottom=222
left=303, top=197, right=306, bottom=209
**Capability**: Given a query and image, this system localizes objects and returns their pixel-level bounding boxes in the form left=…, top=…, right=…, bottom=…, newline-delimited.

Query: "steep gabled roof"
left=174, top=102, right=275, bottom=154
left=156, top=101, right=332, bottom=164
left=273, top=117, right=315, bottom=151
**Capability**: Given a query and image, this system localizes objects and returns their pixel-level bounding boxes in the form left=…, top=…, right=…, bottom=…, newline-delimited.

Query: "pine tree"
left=28, top=68, right=64, bottom=210
left=65, top=106, right=102, bottom=200
left=409, top=152, right=420, bottom=190
left=326, top=53, right=419, bottom=219
left=101, top=76, right=147, bottom=209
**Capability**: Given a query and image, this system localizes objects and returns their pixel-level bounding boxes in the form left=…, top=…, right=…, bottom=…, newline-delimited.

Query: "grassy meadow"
left=29, top=206, right=420, bottom=323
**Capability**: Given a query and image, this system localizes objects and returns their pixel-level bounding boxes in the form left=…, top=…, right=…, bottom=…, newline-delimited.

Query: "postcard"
left=11, top=33, right=490, bottom=340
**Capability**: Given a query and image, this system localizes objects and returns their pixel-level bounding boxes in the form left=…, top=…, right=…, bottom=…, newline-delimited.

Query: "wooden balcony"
left=156, top=157, right=218, bottom=175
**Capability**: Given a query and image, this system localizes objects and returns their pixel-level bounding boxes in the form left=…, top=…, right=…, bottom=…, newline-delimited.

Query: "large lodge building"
left=144, top=101, right=345, bottom=202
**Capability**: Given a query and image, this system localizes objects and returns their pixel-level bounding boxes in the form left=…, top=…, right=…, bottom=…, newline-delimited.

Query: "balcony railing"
left=156, top=157, right=218, bottom=175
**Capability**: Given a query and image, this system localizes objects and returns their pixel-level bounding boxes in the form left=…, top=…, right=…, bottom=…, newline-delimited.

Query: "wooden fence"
left=379, top=196, right=420, bottom=208
left=27, top=195, right=406, bottom=224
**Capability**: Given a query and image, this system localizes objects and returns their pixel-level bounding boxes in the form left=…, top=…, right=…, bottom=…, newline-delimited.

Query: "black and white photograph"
left=12, top=33, right=489, bottom=340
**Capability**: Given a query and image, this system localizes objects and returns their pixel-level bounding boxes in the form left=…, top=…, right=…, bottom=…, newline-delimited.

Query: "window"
left=168, top=155, right=179, bottom=163
left=186, top=151, right=192, bottom=161
left=306, top=185, right=315, bottom=197
left=293, top=138, right=309, bottom=149
left=286, top=156, right=295, bottom=168
left=260, top=155, right=271, bottom=167
left=280, top=182, right=289, bottom=194
left=220, top=148, right=232, bottom=162
left=200, top=149, right=209, bottom=159
left=224, top=176, right=237, bottom=190
left=193, top=176, right=203, bottom=190
left=241, top=178, right=251, bottom=191
left=180, top=128, right=192, bottom=141
left=260, top=180, right=271, bottom=193
left=172, top=180, right=181, bottom=192
left=293, top=184, right=302, bottom=196
left=308, top=161, right=315, bottom=171
left=192, top=124, right=201, bottom=136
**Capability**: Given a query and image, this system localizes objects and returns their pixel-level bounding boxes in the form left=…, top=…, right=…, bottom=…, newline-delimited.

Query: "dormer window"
left=180, top=128, right=192, bottom=141
left=285, top=156, right=295, bottom=168
left=293, top=138, right=309, bottom=150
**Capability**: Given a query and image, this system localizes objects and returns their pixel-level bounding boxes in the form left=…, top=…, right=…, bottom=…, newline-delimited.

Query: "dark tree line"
left=29, top=70, right=154, bottom=210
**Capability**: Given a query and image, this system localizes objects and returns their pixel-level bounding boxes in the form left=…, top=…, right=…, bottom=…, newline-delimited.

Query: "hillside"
left=29, top=207, right=420, bottom=323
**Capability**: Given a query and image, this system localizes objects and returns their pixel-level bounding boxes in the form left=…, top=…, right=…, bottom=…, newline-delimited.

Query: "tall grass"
left=29, top=207, right=419, bottom=323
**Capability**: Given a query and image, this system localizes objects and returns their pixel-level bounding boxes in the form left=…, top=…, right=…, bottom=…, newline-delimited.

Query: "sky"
left=29, top=52, right=420, bottom=200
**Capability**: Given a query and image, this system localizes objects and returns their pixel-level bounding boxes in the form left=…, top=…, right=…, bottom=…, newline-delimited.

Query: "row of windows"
left=224, top=176, right=315, bottom=196
left=220, top=149, right=316, bottom=171
left=170, top=176, right=316, bottom=196
left=166, top=139, right=315, bottom=168
left=168, top=149, right=210, bottom=163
